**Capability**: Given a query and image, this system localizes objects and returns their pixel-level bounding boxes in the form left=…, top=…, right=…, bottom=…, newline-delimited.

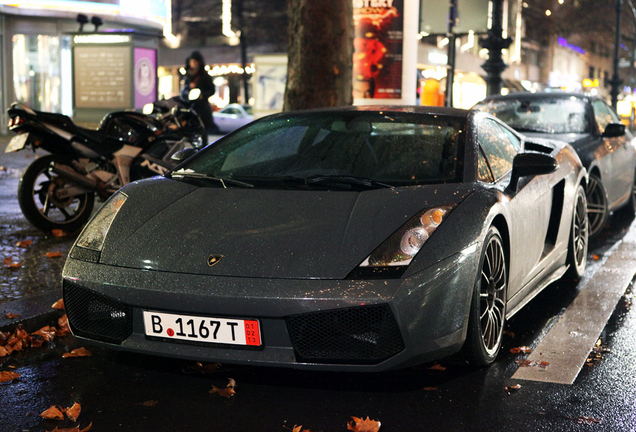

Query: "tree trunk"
left=283, top=0, right=353, bottom=111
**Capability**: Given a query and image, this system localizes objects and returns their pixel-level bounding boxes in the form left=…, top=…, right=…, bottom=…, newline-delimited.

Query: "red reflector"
left=8, top=116, right=23, bottom=128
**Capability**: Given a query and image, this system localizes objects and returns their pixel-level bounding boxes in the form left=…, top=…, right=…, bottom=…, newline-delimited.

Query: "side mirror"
left=602, top=123, right=626, bottom=138
left=170, top=148, right=198, bottom=163
left=508, top=152, right=558, bottom=191
left=188, top=88, right=201, bottom=101
left=142, top=103, right=154, bottom=115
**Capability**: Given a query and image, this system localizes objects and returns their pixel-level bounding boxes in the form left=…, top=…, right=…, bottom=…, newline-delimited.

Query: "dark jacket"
left=183, top=51, right=218, bottom=134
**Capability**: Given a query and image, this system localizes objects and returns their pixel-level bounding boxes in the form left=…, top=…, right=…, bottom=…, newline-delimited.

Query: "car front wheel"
left=464, top=226, right=507, bottom=366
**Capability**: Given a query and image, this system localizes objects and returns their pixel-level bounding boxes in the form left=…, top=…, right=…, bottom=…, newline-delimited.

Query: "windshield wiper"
left=305, top=175, right=393, bottom=189
left=169, top=170, right=254, bottom=188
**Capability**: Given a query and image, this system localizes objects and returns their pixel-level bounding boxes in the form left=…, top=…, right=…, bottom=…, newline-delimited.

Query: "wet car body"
left=62, top=106, right=588, bottom=371
left=475, top=92, right=636, bottom=237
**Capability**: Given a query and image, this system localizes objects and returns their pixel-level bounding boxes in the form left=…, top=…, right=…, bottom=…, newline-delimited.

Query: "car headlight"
left=71, top=192, right=127, bottom=262
left=348, top=205, right=456, bottom=279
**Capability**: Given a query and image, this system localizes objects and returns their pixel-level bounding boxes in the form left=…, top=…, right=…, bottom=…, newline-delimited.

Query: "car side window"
left=478, top=119, right=518, bottom=181
left=477, top=148, right=494, bottom=183
left=593, top=100, right=619, bottom=134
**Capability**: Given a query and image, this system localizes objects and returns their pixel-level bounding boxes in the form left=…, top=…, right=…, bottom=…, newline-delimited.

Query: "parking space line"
left=511, top=232, right=636, bottom=385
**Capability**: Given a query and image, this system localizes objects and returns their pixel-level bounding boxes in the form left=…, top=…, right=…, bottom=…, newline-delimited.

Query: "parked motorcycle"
left=5, top=91, right=206, bottom=232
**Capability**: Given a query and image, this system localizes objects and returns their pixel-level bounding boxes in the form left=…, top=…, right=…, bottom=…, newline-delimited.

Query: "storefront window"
left=13, top=34, right=71, bottom=114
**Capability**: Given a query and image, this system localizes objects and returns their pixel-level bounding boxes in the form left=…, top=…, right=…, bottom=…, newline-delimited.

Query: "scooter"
left=5, top=90, right=206, bottom=232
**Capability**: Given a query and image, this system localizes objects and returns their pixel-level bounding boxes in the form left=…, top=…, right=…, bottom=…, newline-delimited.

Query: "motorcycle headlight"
left=349, top=205, right=456, bottom=279
left=71, top=192, right=127, bottom=262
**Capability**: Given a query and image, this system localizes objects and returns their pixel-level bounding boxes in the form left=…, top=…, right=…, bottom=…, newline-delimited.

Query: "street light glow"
left=545, top=9, right=552, bottom=16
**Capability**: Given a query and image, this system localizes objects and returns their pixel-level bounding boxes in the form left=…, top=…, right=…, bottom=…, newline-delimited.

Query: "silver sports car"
left=63, top=106, right=588, bottom=371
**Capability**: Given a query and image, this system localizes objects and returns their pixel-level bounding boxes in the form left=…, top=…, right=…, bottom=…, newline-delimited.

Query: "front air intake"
left=286, top=304, right=405, bottom=364
left=63, top=280, right=132, bottom=344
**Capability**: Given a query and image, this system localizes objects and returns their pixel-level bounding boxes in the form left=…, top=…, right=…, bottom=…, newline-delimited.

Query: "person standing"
left=183, top=51, right=220, bottom=134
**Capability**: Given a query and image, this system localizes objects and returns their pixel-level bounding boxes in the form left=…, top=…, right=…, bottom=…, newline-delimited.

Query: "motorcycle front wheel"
left=18, top=155, right=95, bottom=233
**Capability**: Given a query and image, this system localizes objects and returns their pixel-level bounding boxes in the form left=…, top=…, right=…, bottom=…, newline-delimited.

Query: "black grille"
left=63, top=280, right=133, bottom=344
left=286, top=304, right=405, bottom=364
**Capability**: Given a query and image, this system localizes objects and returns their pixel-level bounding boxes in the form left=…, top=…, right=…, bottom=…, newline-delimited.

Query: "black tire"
left=586, top=173, right=608, bottom=238
left=464, top=226, right=507, bottom=366
left=17, top=155, right=95, bottom=232
left=565, top=185, right=588, bottom=280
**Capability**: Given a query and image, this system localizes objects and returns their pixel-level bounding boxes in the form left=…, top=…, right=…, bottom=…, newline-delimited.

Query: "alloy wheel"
left=479, top=234, right=507, bottom=355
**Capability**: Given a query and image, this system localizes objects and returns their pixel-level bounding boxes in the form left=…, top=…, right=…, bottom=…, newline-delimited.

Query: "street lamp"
left=480, top=0, right=513, bottom=96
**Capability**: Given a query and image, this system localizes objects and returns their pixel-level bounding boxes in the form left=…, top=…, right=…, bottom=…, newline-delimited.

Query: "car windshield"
left=475, top=97, right=589, bottom=134
left=177, top=111, right=464, bottom=189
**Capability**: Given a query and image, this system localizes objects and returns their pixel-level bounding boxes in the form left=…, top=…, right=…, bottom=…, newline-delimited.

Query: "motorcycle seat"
left=74, top=127, right=124, bottom=155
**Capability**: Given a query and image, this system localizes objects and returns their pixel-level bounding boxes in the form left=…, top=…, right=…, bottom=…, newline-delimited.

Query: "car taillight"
left=8, top=116, right=24, bottom=128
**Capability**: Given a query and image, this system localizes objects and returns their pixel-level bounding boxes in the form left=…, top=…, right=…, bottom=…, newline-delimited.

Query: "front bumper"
left=62, top=245, right=479, bottom=372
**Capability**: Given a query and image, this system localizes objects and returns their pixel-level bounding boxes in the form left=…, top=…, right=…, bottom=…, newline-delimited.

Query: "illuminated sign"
left=558, top=37, right=585, bottom=55
left=73, top=34, right=131, bottom=44
left=583, top=78, right=599, bottom=88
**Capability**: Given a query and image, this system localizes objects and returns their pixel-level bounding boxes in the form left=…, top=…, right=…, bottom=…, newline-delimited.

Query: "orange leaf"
left=0, top=346, right=11, bottom=357
left=52, top=299, right=65, bottom=310
left=46, top=251, right=63, bottom=258
left=4, top=312, right=21, bottom=319
left=62, top=348, right=92, bottom=358
left=31, top=326, right=56, bottom=343
left=505, top=384, right=522, bottom=394
left=210, top=385, right=236, bottom=398
left=16, top=240, right=33, bottom=247
left=40, top=406, right=64, bottom=420
left=62, top=402, right=81, bottom=422
left=3, top=257, right=22, bottom=268
left=0, top=371, right=20, bottom=383
left=347, top=416, right=381, bottom=432
left=141, top=400, right=159, bottom=407
left=427, top=363, right=446, bottom=371
left=51, top=229, right=68, bottom=238
left=574, top=416, right=602, bottom=425
left=516, top=359, right=549, bottom=368
left=510, top=346, right=532, bottom=354
left=57, top=314, right=71, bottom=336
left=592, top=254, right=600, bottom=261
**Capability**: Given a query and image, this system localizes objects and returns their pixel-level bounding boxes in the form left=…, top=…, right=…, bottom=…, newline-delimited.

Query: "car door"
left=477, top=118, right=552, bottom=298
left=592, top=99, right=631, bottom=206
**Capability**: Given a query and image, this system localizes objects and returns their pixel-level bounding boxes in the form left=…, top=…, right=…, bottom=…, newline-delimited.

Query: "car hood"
left=99, top=178, right=473, bottom=279
left=522, top=131, right=592, bottom=146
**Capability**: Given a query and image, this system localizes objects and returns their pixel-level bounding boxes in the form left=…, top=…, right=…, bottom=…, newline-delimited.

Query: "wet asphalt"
left=1, top=136, right=636, bottom=431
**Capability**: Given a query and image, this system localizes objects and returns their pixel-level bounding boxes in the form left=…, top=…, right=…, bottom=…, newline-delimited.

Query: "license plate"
left=5, top=133, right=28, bottom=153
left=143, top=311, right=261, bottom=346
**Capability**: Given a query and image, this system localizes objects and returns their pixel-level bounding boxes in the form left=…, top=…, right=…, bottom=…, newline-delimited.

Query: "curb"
left=0, top=290, right=64, bottom=332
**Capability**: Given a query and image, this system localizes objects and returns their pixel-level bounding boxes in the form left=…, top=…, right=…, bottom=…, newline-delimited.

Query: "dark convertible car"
left=62, top=106, right=588, bottom=371
left=475, top=92, right=636, bottom=237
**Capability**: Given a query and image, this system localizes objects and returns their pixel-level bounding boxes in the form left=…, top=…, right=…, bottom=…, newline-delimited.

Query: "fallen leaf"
left=51, top=229, right=68, bottom=238
left=48, top=423, right=92, bottom=432
left=0, top=371, right=20, bottom=383
left=16, top=240, right=33, bottom=247
left=347, top=416, right=381, bottom=432
left=505, top=384, right=522, bottom=394
left=428, top=363, right=446, bottom=371
left=423, top=387, right=438, bottom=391
left=32, top=326, right=57, bottom=343
left=0, top=345, right=12, bottom=356
left=52, top=299, right=65, bottom=310
left=62, top=348, right=92, bottom=358
left=185, top=362, right=222, bottom=374
left=516, top=359, right=549, bottom=368
left=4, top=312, right=21, bottom=319
left=57, top=314, right=71, bottom=336
left=46, top=251, right=63, bottom=258
left=141, top=400, right=159, bottom=407
left=3, top=257, right=22, bottom=268
left=570, top=416, right=602, bottom=425
left=209, top=385, right=236, bottom=398
left=210, top=378, right=237, bottom=398
left=510, top=346, right=532, bottom=354
left=592, top=254, right=600, bottom=261
left=62, top=402, right=81, bottom=422
left=40, top=406, right=64, bottom=421
left=503, top=330, right=515, bottom=338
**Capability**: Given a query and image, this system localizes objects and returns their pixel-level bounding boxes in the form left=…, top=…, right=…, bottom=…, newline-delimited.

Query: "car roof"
left=267, top=105, right=471, bottom=120
left=480, top=91, right=594, bottom=103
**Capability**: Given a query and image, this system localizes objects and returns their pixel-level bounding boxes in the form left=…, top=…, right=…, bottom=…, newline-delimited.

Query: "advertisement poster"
left=353, top=0, right=403, bottom=99
left=134, top=47, right=157, bottom=109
